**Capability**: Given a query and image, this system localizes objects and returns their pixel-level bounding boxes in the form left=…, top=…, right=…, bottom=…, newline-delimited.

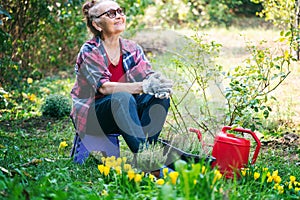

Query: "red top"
left=108, top=55, right=126, bottom=82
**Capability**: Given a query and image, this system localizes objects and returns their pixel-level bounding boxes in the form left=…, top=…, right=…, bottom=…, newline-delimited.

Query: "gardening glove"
left=152, top=76, right=173, bottom=92
left=153, top=75, right=173, bottom=99
left=142, top=72, right=173, bottom=99
left=155, top=91, right=171, bottom=99
left=142, top=72, right=162, bottom=95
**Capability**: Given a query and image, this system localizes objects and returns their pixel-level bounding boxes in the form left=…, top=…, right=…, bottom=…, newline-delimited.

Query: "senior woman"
left=70, top=0, right=173, bottom=168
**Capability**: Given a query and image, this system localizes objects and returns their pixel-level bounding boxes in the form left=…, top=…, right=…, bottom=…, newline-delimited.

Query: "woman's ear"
left=92, top=21, right=102, bottom=32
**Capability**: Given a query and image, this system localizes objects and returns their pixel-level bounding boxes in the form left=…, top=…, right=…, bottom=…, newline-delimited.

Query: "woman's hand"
left=142, top=72, right=173, bottom=99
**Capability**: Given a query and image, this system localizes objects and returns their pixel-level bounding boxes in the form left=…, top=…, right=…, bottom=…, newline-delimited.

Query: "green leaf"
left=263, top=110, right=269, bottom=119
left=285, top=31, right=291, bottom=37
left=174, top=160, right=187, bottom=172
left=279, top=30, right=284, bottom=36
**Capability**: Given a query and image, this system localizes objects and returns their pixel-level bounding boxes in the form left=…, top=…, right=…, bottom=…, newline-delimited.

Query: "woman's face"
left=93, top=1, right=126, bottom=38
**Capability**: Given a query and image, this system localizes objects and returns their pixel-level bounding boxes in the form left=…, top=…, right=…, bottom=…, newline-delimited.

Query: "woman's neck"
left=102, top=35, right=120, bottom=49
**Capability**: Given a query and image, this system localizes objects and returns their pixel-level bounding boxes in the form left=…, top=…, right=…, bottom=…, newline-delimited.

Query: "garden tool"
left=191, top=126, right=261, bottom=178
left=158, top=139, right=216, bottom=171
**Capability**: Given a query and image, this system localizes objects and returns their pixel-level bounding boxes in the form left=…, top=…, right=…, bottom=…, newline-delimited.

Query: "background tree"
left=252, top=0, right=300, bottom=59
left=0, top=0, right=151, bottom=110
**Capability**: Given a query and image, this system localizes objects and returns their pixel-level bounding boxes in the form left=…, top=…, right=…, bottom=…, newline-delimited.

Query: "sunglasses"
left=95, top=7, right=125, bottom=19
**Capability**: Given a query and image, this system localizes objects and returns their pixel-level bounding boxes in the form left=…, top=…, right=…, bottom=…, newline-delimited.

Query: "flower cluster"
left=95, top=156, right=231, bottom=198
left=241, top=167, right=300, bottom=195
left=97, top=156, right=180, bottom=186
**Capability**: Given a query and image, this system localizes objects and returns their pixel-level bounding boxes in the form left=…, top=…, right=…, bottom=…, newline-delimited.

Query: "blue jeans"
left=87, top=92, right=170, bottom=153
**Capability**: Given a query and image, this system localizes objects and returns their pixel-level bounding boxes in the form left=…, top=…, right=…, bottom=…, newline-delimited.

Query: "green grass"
left=0, top=114, right=299, bottom=199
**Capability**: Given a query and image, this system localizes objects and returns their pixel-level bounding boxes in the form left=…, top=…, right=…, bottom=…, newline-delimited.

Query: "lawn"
left=1, top=21, right=300, bottom=199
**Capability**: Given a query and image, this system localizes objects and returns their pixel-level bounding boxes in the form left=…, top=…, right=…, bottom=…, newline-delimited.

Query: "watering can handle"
left=221, top=126, right=261, bottom=164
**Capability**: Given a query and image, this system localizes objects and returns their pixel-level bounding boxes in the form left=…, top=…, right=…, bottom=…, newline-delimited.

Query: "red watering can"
left=211, top=126, right=261, bottom=178
left=189, top=126, right=261, bottom=179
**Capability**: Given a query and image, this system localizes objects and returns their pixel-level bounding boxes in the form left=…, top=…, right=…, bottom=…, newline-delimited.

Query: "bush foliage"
left=41, top=94, right=71, bottom=118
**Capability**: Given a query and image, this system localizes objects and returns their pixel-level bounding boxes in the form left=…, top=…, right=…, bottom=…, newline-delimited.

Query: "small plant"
left=133, top=143, right=168, bottom=172
left=41, top=94, right=71, bottom=118
left=167, top=133, right=205, bottom=156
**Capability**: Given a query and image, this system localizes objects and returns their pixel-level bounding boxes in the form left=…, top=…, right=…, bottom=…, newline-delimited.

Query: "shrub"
left=41, top=94, right=71, bottom=118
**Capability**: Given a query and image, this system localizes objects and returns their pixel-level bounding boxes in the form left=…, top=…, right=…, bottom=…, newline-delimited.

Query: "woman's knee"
left=112, top=92, right=135, bottom=101
left=156, top=98, right=170, bottom=111
left=111, top=92, right=136, bottom=108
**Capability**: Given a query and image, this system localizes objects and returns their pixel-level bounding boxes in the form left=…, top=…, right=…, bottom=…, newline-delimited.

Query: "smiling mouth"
left=114, top=22, right=124, bottom=26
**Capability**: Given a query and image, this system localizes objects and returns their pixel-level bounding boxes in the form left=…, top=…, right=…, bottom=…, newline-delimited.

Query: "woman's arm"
left=99, top=81, right=143, bottom=95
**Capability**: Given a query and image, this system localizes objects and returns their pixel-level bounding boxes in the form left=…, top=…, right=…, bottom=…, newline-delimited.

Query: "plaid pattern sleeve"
left=70, top=37, right=154, bottom=135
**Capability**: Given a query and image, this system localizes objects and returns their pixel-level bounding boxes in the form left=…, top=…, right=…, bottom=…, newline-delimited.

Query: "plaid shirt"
left=70, top=36, right=153, bottom=135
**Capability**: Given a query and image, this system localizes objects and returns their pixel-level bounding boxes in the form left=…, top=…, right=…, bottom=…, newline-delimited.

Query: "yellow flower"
left=254, top=172, right=260, bottom=180
left=169, top=171, right=179, bottom=185
left=263, top=168, right=268, bottom=172
left=98, top=164, right=104, bottom=174
left=124, top=164, right=132, bottom=171
left=103, top=166, right=110, bottom=176
left=59, top=141, right=68, bottom=149
left=116, top=157, right=122, bottom=165
left=295, top=187, right=300, bottom=192
left=27, top=77, right=33, bottom=84
left=28, top=94, right=37, bottom=102
left=156, top=179, right=165, bottom=185
left=267, top=176, right=273, bottom=183
left=290, top=176, right=296, bottom=183
left=127, top=169, right=135, bottom=181
left=115, top=166, right=122, bottom=175
left=122, top=157, right=127, bottom=163
left=105, top=161, right=113, bottom=168
left=101, top=189, right=108, bottom=196
left=101, top=157, right=106, bottom=164
left=194, top=179, right=197, bottom=185
left=163, top=167, right=169, bottom=178
left=277, top=185, right=284, bottom=194
left=266, top=172, right=271, bottom=177
left=109, top=156, right=116, bottom=161
left=288, top=183, right=293, bottom=190
left=213, top=170, right=222, bottom=184
left=149, top=174, right=155, bottom=182
left=134, top=174, right=142, bottom=183
left=3, top=93, right=9, bottom=99
left=202, top=166, right=206, bottom=174
left=274, top=183, right=279, bottom=190
left=241, top=169, right=247, bottom=177
left=274, top=176, right=282, bottom=184
left=272, top=170, right=278, bottom=178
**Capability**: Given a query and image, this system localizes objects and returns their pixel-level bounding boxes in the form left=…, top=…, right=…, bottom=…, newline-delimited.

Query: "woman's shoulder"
left=120, top=38, right=142, bottom=52
left=80, top=37, right=99, bottom=52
